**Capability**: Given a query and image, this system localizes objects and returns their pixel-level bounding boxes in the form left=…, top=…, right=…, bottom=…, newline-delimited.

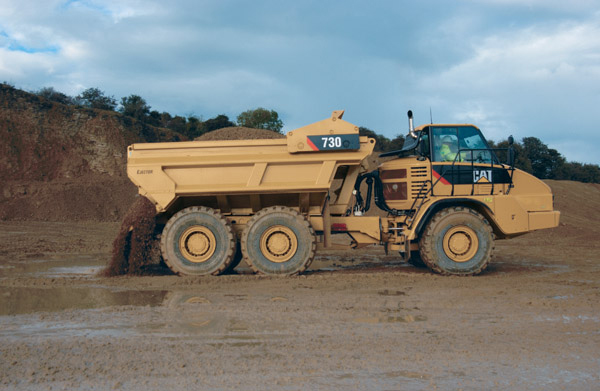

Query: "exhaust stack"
left=407, top=110, right=417, bottom=139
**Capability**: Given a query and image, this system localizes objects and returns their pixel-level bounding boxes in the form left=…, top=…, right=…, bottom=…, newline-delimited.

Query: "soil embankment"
left=0, top=84, right=182, bottom=222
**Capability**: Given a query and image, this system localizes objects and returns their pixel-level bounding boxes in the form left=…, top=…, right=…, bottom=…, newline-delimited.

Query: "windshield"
left=431, top=126, right=497, bottom=164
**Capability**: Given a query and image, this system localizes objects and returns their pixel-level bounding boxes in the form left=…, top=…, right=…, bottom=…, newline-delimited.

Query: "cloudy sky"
left=1, top=0, right=599, bottom=164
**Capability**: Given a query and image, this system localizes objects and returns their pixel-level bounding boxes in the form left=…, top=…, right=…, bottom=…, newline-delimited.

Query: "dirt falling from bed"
left=101, top=196, right=157, bottom=276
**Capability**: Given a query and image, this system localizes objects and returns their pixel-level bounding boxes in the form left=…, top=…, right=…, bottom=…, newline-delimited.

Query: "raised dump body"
left=127, top=110, right=375, bottom=218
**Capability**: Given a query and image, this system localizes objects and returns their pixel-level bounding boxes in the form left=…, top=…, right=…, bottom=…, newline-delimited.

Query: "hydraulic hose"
left=353, top=170, right=408, bottom=216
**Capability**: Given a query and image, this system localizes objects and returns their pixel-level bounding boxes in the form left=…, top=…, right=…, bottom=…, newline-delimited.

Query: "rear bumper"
left=528, top=210, right=560, bottom=231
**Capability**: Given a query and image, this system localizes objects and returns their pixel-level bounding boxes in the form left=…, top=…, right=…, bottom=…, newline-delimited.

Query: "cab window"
left=432, top=126, right=495, bottom=163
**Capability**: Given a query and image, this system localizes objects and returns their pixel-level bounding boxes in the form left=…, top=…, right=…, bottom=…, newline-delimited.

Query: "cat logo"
left=473, top=169, right=492, bottom=183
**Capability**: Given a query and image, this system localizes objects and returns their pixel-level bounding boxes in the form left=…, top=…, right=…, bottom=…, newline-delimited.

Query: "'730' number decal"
left=322, top=136, right=342, bottom=148
left=306, top=134, right=360, bottom=151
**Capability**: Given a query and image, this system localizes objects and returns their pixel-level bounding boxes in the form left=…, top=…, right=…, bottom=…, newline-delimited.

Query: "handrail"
left=440, top=147, right=515, bottom=196
left=407, top=179, right=433, bottom=229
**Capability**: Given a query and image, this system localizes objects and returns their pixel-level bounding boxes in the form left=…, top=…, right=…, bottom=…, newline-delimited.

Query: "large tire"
left=419, top=206, right=494, bottom=276
left=241, top=206, right=316, bottom=275
left=161, top=206, right=236, bottom=276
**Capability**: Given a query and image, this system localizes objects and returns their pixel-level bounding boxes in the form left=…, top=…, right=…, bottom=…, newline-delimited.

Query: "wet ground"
left=1, top=221, right=599, bottom=390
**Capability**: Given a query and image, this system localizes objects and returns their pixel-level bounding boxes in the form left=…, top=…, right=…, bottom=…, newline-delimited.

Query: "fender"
left=413, top=198, right=494, bottom=237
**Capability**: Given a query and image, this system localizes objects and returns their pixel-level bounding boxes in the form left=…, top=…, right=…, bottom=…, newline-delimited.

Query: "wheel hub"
left=443, top=226, right=479, bottom=263
left=260, top=225, right=297, bottom=263
left=180, top=226, right=216, bottom=263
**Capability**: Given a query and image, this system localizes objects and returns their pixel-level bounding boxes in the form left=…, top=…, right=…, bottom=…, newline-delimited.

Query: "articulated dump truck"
left=127, top=110, right=560, bottom=276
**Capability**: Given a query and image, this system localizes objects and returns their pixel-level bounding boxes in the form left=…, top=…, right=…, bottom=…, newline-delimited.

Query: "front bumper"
left=528, top=210, right=560, bottom=231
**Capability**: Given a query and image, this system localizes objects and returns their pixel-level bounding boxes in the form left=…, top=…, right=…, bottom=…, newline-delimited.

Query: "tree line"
left=35, top=86, right=283, bottom=140
left=29, top=84, right=600, bottom=183
left=489, top=137, right=600, bottom=183
left=361, top=126, right=600, bottom=183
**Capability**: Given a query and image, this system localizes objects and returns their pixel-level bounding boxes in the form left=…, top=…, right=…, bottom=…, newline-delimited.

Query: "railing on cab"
left=445, top=146, right=516, bottom=196
left=406, top=145, right=516, bottom=229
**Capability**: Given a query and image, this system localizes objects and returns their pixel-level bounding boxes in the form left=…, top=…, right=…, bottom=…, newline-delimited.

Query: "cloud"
left=0, top=0, right=599, bottom=164
left=415, top=11, right=600, bottom=162
left=62, top=0, right=161, bottom=22
left=469, top=0, right=600, bottom=13
left=423, top=16, right=600, bottom=91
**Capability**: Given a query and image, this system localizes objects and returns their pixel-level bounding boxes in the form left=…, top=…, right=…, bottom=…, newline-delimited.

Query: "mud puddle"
left=0, top=288, right=283, bottom=343
left=0, top=286, right=168, bottom=315
left=0, top=253, right=168, bottom=316
left=0, top=254, right=106, bottom=278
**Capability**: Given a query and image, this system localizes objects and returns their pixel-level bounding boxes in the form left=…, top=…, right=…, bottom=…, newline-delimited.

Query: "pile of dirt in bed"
left=195, top=127, right=285, bottom=141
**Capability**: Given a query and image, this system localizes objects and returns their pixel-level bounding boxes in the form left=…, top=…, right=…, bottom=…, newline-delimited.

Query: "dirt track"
left=1, top=203, right=599, bottom=390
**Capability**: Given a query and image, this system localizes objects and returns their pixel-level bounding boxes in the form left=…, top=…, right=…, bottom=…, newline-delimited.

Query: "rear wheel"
left=419, top=206, right=493, bottom=276
left=241, top=206, right=316, bottom=275
left=161, top=206, right=236, bottom=275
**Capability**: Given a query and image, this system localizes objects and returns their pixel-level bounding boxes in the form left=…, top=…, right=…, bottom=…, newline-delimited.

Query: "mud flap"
left=403, top=236, right=411, bottom=262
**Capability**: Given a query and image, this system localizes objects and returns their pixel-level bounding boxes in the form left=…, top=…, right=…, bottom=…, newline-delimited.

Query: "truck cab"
left=367, top=112, right=559, bottom=274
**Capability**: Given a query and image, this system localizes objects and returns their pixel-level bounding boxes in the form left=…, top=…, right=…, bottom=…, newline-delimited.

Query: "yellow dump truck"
left=127, top=110, right=560, bottom=276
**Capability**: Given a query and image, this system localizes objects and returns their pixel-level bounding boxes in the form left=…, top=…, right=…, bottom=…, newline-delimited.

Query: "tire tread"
left=419, top=206, right=494, bottom=276
left=241, top=206, right=316, bottom=275
left=160, top=206, right=236, bottom=276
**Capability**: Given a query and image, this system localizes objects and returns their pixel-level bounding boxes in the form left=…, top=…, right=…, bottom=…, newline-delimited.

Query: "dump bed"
left=127, top=111, right=375, bottom=214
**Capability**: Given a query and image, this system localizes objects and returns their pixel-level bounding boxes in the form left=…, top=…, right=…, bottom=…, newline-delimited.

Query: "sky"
left=1, top=0, right=599, bottom=164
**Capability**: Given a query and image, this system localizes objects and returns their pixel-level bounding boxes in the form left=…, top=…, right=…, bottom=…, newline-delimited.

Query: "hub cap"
left=442, top=226, right=479, bottom=263
left=179, top=226, right=216, bottom=263
left=260, top=225, right=298, bottom=263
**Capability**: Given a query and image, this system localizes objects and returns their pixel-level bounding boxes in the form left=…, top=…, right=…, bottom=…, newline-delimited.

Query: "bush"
left=237, top=108, right=283, bottom=133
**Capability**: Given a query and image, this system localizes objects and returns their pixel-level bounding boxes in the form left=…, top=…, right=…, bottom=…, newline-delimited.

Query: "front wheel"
left=419, top=207, right=494, bottom=276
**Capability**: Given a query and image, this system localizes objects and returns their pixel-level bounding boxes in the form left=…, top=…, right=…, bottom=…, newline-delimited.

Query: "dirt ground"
left=1, top=181, right=599, bottom=391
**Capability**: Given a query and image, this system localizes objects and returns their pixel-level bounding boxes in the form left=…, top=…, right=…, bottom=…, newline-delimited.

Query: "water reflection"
left=0, top=254, right=106, bottom=278
left=0, top=286, right=169, bottom=315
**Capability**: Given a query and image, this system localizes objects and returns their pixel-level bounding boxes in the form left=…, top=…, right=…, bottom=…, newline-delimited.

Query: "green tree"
left=522, top=137, right=566, bottom=179
left=237, top=108, right=283, bottom=133
left=202, top=114, right=235, bottom=133
left=359, top=127, right=391, bottom=152
left=158, top=112, right=173, bottom=128
left=76, top=87, right=117, bottom=110
left=489, top=137, right=600, bottom=182
left=186, top=116, right=203, bottom=139
left=388, top=134, right=405, bottom=151
left=167, top=115, right=188, bottom=135
left=490, top=139, right=533, bottom=173
left=146, top=110, right=162, bottom=127
left=558, top=162, right=600, bottom=183
left=36, top=87, right=74, bottom=105
left=119, top=95, right=151, bottom=121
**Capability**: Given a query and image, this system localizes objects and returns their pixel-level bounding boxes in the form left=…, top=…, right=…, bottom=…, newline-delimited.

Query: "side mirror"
left=507, top=135, right=515, bottom=166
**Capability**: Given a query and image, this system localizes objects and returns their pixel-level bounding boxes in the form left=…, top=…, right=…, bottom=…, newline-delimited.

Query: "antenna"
left=430, top=107, right=433, bottom=124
